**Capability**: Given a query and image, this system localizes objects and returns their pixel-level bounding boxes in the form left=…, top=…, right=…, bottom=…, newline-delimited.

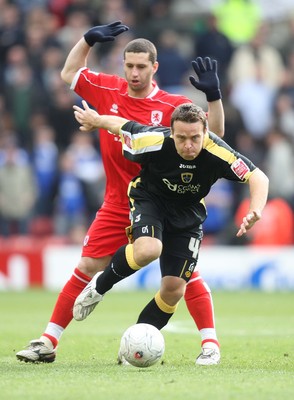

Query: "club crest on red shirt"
left=151, top=110, right=163, bottom=125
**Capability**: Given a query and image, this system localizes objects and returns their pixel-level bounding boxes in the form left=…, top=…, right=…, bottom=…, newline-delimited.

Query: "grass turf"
left=1, top=289, right=294, bottom=400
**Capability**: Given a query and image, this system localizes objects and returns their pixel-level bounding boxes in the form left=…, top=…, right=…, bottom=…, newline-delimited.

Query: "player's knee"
left=160, top=276, right=186, bottom=305
left=78, top=256, right=111, bottom=277
left=133, top=237, right=162, bottom=266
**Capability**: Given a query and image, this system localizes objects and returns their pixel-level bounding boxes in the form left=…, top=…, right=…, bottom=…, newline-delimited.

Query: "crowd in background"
left=0, top=0, right=294, bottom=245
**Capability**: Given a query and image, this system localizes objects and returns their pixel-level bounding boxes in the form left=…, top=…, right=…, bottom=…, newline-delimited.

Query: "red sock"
left=184, top=271, right=215, bottom=331
left=48, top=268, right=91, bottom=328
left=202, top=338, right=219, bottom=348
left=42, top=333, right=59, bottom=349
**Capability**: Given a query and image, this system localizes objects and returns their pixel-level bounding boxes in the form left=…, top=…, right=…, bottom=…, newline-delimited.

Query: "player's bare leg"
left=16, top=256, right=110, bottom=363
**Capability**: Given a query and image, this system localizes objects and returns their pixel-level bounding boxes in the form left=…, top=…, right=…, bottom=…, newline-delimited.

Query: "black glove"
left=84, top=21, right=129, bottom=47
left=189, top=57, right=222, bottom=102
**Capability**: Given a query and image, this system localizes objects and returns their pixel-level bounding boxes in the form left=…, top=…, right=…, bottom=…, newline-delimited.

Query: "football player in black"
left=72, top=100, right=268, bottom=362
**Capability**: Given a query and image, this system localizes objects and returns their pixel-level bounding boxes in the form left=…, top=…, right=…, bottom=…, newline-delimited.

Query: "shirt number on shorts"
left=188, top=237, right=200, bottom=259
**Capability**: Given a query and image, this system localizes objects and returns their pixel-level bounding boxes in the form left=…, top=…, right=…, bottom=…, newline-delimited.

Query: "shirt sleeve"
left=205, top=132, right=257, bottom=183
left=119, top=121, right=170, bottom=163
left=225, top=154, right=257, bottom=183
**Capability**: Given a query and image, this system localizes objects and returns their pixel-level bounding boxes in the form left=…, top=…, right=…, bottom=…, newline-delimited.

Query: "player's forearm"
left=236, top=168, right=269, bottom=237
left=248, top=169, right=269, bottom=215
left=61, top=38, right=91, bottom=85
left=99, top=115, right=129, bottom=134
left=207, top=99, right=225, bottom=138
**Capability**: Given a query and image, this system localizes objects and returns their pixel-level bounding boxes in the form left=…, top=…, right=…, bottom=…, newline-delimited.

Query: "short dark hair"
left=123, top=38, right=157, bottom=64
left=171, top=103, right=208, bottom=130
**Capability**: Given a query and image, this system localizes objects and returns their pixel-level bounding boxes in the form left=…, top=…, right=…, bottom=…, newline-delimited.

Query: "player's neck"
left=128, top=83, right=155, bottom=99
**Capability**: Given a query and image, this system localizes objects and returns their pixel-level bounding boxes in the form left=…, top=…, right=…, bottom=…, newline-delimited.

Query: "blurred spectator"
left=233, top=129, right=265, bottom=168
left=40, top=43, right=65, bottom=92
left=229, top=65, right=276, bottom=140
left=64, top=0, right=98, bottom=23
left=2, top=43, right=29, bottom=91
left=53, top=150, right=87, bottom=235
left=99, top=30, right=135, bottom=76
left=31, top=124, right=59, bottom=217
left=47, top=0, right=73, bottom=27
left=57, top=9, right=91, bottom=53
left=20, top=7, right=61, bottom=90
left=67, top=223, right=88, bottom=245
left=0, top=131, right=29, bottom=166
left=97, top=0, right=135, bottom=28
left=2, top=42, right=28, bottom=70
left=273, top=47, right=294, bottom=148
left=12, top=1, right=49, bottom=14
left=3, top=57, right=45, bottom=148
left=202, top=179, right=234, bottom=240
left=134, top=0, right=175, bottom=44
left=227, top=22, right=285, bottom=90
left=66, top=130, right=105, bottom=222
left=0, top=2, right=24, bottom=65
left=47, top=84, right=79, bottom=150
left=93, top=0, right=135, bottom=60
left=23, top=6, right=61, bottom=49
left=156, top=29, right=190, bottom=93
left=264, top=128, right=294, bottom=207
left=274, top=92, right=294, bottom=142
left=228, top=23, right=285, bottom=141
left=228, top=128, right=266, bottom=213
left=24, top=21, right=54, bottom=80
left=278, top=13, right=294, bottom=64
left=219, top=101, right=245, bottom=149
left=278, top=46, right=294, bottom=104
left=194, top=13, right=234, bottom=90
left=212, top=0, right=262, bottom=46
left=0, top=94, right=13, bottom=133
left=234, top=197, right=294, bottom=245
left=0, top=134, right=37, bottom=236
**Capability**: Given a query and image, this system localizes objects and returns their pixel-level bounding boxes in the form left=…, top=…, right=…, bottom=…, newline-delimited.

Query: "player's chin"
left=130, top=81, right=142, bottom=89
left=182, top=154, right=196, bottom=160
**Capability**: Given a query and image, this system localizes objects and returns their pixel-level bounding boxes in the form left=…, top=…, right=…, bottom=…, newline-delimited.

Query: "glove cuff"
left=206, top=89, right=222, bottom=102
left=84, top=32, right=95, bottom=47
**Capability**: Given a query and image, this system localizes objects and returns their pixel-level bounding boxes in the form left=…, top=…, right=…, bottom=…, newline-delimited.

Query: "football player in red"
left=16, top=21, right=224, bottom=365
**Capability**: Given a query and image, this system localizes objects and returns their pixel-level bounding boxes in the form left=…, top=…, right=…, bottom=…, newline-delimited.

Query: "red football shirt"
left=72, top=68, right=192, bottom=207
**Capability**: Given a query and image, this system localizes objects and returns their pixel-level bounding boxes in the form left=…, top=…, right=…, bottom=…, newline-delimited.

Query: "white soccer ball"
left=119, top=323, right=165, bottom=368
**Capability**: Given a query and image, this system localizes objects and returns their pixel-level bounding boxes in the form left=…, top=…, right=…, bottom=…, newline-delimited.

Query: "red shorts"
left=82, top=201, right=130, bottom=258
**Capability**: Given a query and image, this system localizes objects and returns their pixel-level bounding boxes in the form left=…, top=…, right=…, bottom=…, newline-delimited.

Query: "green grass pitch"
left=1, top=289, right=294, bottom=400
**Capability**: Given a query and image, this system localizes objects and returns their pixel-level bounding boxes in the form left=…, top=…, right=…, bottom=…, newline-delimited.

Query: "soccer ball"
left=119, top=323, right=165, bottom=368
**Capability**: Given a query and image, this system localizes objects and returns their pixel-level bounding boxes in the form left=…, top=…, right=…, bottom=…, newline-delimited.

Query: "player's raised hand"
left=73, top=100, right=100, bottom=131
left=189, top=57, right=222, bottom=102
left=84, top=21, right=129, bottom=46
left=236, top=211, right=261, bottom=237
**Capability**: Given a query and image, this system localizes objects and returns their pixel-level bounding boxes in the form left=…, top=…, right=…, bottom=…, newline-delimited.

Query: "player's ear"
left=153, top=61, right=159, bottom=74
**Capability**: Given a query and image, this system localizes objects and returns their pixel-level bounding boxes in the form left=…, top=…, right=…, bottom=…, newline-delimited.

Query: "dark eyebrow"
left=125, top=63, right=147, bottom=67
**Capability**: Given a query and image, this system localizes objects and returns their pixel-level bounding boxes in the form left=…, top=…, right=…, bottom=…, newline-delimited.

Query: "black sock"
left=137, top=298, right=174, bottom=330
left=96, top=245, right=138, bottom=294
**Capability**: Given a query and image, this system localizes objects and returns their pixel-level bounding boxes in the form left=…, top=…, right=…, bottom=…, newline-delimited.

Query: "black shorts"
left=128, top=184, right=204, bottom=282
